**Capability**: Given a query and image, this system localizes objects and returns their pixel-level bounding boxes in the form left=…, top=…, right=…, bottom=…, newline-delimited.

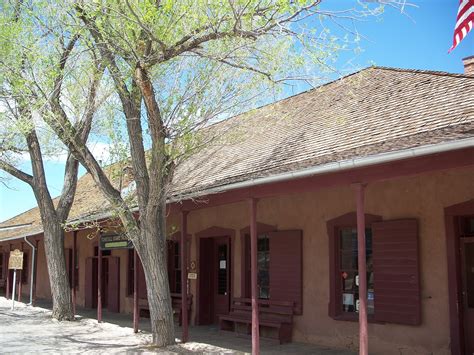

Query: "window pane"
left=339, top=227, right=374, bottom=315
left=340, top=250, right=358, bottom=270
left=257, top=235, right=270, bottom=299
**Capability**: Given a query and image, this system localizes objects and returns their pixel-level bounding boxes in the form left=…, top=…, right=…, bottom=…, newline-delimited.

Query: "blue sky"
left=0, top=0, right=473, bottom=223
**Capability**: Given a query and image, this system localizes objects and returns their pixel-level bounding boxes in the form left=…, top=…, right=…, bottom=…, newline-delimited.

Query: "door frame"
left=195, top=226, right=235, bottom=325
left=445, top=199, right=474, bottom=355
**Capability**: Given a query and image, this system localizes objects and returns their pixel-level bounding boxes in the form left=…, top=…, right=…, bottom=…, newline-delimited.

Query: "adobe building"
left=0, top=66, right=473, bottom=354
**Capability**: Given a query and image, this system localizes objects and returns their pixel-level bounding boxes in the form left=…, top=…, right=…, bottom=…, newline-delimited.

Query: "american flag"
left=449, top=0, right=474, bottom=52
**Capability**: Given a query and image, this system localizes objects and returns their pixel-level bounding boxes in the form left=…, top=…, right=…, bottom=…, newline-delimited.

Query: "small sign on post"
left=9, top=249, right=24, bottom=311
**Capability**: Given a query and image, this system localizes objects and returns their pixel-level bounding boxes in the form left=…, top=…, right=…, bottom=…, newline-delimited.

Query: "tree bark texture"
left=135, top=207, right=175, bottom=346
left=41, top=218, right=73, bottom=320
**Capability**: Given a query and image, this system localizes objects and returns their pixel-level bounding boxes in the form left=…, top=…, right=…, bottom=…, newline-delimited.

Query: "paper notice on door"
left=342, top=293, right=354, bottom=306
left=220, top=260, right=226, bottom=269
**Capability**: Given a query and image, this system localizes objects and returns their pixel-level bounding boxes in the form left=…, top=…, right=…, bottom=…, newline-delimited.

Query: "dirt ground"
left=0, top=297, right=354, bottom=354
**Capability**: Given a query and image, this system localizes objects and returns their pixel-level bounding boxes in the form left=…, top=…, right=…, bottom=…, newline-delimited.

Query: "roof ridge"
left=372, top=66, right=474, bottom=79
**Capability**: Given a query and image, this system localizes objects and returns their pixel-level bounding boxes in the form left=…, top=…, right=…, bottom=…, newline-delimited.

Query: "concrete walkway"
left=0, top=297, right=354, bottom=354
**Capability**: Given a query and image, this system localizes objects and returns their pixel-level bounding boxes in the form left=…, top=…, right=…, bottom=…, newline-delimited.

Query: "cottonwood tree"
left=39, top=0, right=411, bottom=345
left=0, top=1, right=105, bottom=320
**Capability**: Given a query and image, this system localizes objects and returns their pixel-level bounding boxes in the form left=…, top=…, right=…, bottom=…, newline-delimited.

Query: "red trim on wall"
left=172, top=148, right=474, bottom=213
left=445, top=199, right=474, bottom=355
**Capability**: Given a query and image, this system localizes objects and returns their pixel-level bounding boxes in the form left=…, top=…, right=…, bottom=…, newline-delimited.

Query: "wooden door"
left=107, top=257, right=120, bottom=312
left=461, top=237, right=474, bottom=354
left=214, top=237, right=230, bottom=322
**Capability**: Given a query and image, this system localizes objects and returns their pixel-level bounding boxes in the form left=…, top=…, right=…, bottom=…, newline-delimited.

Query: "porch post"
left=133, top=249, right=139, bottom=333
left=33, top=239, right=38, bottom=306
left=249, top=198, right=260, bottom=355
left=97, top=241, right=102, bottom=323
left=355, top=183, right=368, bottom=355
left=72, top=231, right=77, bottom=316
left=181, top=210, right=189, bottom=343
left=6, top=244, right=11, bottom=299
left=18, top=242, right=23, bottom=302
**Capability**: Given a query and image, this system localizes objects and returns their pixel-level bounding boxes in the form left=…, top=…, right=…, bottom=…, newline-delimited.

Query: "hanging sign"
left=100, top=234, right=133, bottom=250
left=8, top=249, right=24, bottom=270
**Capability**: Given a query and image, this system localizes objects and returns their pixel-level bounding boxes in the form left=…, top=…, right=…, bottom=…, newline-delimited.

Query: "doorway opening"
left=85, top=247, right=120, bottom=312
left=446, top=199, right=474, bottom=355
left=198, top=235, right=231, bottom=325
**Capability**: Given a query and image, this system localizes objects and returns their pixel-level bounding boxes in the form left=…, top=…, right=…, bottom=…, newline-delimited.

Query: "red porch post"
left=249, top=198, right=260, bottom=355
left=133, top=249, right=139, bottom=333
left=33, top=239, right=38, bottom=306
left=72, top=231, right=77, bottom=316
left=355, top=183, right=368, bottom=355
left=97, top=242, right=102, bottom=323
left=18, top=242, right=23, bottom=302
left=6, top=244, right=11, bottom=300
left=181, top=210, right=189, bottom=343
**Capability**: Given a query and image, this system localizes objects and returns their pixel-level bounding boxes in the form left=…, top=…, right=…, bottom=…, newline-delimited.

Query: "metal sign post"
left=11, top=270, right=17, bottom=310
left=8, top=249, right=24, bottom=311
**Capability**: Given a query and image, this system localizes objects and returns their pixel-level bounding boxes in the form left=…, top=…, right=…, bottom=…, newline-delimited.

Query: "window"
left=74, top=249, right=79, bottom=290
left=257, top=235, right=270, bottom=299
left=328, top=213, right=421, bottom=325
left=21, top=252, right=29, bottom=284
left=0, top=253, right=4, bottom=280
left=127, top=249, right=134, bottom=296
left=173, top=242, right=181, bottom=294
left=166, top=240, right=183, bottom=294
left=242, top=230, right=303, bottom=314
left=339, top=227, right=374, bottom=315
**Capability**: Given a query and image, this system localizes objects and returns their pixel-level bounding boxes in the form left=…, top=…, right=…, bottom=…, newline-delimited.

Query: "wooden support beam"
left=18, top=242, right=23, bottom=302
left=355, top=183, right=368, bottom=355
left=97, top=241, right=102, bottom=323
left=72, top=231, right=77, bottom=316
left=249, top=198, right=260, bottom=355
left=133, top=249, right=139, bottom=333
left=6, top=244, right=11, bottom=300
left=33, top=239, right=38, bottom=306
left=181, top=211, right=189, bottom=343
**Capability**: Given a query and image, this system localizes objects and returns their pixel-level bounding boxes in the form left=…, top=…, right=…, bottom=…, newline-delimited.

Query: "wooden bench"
left=219, top=298, right=295, bottom=344
left=139, top=293, right=192, bottom=326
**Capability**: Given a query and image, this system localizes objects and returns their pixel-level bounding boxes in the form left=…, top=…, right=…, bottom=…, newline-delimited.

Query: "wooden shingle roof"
left=1, top=66, right=473, bottom=241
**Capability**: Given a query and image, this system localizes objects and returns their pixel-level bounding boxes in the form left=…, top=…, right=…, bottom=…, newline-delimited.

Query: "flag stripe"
left=450, top=0, right=474, bottom=52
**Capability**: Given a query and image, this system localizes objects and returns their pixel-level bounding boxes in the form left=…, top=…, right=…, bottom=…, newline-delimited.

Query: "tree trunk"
left=42, top=217, right=73, bottom=321
left=135, top=205, right=175, bottom=346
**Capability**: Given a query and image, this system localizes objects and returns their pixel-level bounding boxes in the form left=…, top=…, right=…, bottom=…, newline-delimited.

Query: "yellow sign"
left=8, top=249, right=24, bottom=270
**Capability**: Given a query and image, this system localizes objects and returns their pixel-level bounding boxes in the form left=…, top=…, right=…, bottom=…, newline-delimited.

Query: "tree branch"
left=0, top=160, right=33, bottom=186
